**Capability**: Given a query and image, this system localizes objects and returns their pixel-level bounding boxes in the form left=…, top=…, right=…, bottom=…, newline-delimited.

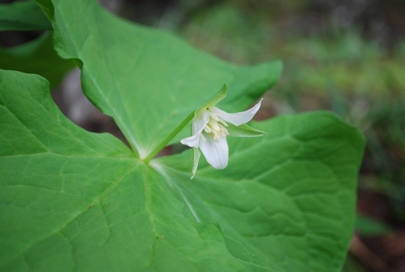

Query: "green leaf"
left=204, top=84, right=228, bottom=108
left=356, top=214, right=392, bottom=236
left=0, top=0, right=51, bottom=31
left=227, top=123, right=265, bottom=137
left=158, top=112, right=365, bottom=272
left=1, top=69, right=365, bottom=271
left=35, top=0, right=282, bottom=159
left=0, top=32, right=74, bottom=89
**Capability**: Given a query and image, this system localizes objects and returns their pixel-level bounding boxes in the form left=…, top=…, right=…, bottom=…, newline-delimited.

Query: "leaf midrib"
left=54, top=0, right=142, bottom=157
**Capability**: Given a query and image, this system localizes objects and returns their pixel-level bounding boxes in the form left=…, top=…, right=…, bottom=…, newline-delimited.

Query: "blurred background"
left=1, top=0, right=405, bottom=271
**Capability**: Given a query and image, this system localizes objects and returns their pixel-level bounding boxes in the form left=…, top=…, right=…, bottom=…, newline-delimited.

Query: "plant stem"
left=143, top=111, right=195, bottom=163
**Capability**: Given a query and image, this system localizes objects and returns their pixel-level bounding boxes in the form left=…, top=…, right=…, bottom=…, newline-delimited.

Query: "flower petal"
left=210, top=98, right=263, bottom=126
left=199, top=133, right=229, bottom=169
left=192, top=110, right=210, bottom=134
left=180, top=110, right=210, bottom=148
left=180, top=133, right=201, bottom=148
left=191, top=148, right=200, bottom=180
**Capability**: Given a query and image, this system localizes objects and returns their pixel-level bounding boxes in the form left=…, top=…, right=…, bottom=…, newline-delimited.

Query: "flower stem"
left=143, top=111, right=195, bottom=163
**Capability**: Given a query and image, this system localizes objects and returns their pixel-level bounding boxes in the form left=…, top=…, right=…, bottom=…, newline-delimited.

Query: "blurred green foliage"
left=0, top=32, right=74, bottom=88
left=0, top=0, right=51, bottom=31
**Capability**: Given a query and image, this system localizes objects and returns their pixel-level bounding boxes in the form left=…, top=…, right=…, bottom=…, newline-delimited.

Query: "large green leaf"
left=0, top=70, right=364, bottom=271
left=0, top=0, right=51, bottom=31
left=0, top=32, right=74, bottom=89
left=35, top=0, right=282, bottom=159
left=158, top=113, right=364, bottom=271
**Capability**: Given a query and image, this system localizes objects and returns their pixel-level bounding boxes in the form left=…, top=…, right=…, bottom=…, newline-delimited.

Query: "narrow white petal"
left=199, top=134, right=229, bottom=169
left=180, top=110, right=210, bottom=148
left=180, top=133, right=201, bottom=148
left=191, top=148, right=200, bottom=180
left=210, top=98, right=263, bottom=126
left=192, top=110, right=210, bottom=135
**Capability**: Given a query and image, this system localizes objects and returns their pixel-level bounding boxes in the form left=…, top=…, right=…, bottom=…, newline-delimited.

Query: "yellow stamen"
left=204, top=114, right=229, bottom=141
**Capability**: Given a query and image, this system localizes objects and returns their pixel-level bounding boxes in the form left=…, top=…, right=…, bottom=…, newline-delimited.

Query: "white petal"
left=180, top=110, right=210, bottom=148
left=199, top=134, right=229, bottom=169
left=192, top=110, right=210, bottom=135
left=191, top=148, right=200, bottom=180
left=210, top=98, right=263, bottom=126
left=180, top=133, right=201, bottom=148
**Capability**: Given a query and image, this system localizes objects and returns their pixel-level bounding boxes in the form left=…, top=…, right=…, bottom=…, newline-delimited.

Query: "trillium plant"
left=0, top=1, right=365, bottom=272
left=181, top=85, right=265, bottom=178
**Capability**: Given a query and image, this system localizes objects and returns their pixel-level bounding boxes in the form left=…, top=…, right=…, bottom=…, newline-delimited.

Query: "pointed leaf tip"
left=205, top=84, right=227, bottom=108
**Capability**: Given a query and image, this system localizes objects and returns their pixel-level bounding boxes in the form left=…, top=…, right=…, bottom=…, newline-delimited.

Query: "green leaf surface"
left=35, top=0, right=282, bottom=159
left=158, top=111, right=365, bottom=272
left=226, top=123, right=265, bottom=137
left=0, top=32, right=74, bottom=89
left=0, top=69, right=365, bottom=271
left=0, top=0, right=51, bottom=31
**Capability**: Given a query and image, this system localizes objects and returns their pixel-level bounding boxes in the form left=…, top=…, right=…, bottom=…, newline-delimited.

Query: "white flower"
left=181, top=86, right=264, bottom=178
